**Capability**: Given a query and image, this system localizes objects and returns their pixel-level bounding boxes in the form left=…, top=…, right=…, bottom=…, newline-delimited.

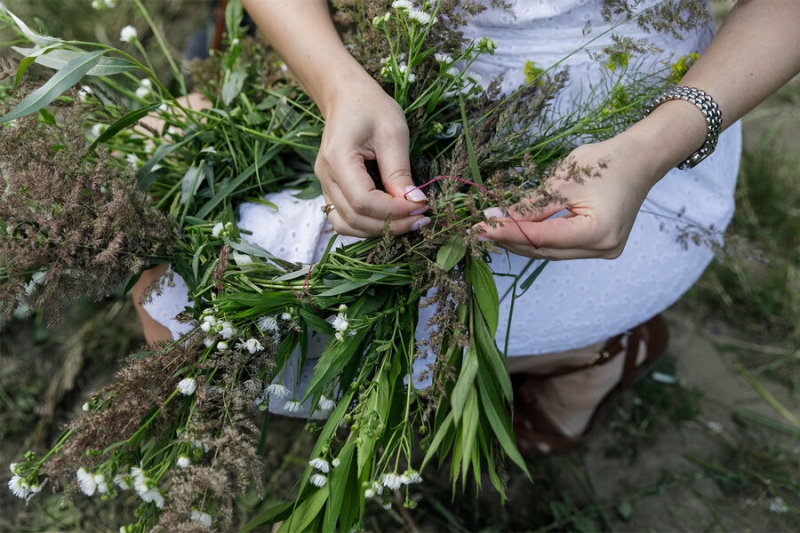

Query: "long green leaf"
left=12, top=47, right=138, bottom=76
left=0, top=50, right=106, bottom=124
left=6, top=11, right=62, bottom=46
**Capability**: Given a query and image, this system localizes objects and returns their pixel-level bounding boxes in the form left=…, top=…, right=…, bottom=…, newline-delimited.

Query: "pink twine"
left=404, top=175, right=539, bottom=249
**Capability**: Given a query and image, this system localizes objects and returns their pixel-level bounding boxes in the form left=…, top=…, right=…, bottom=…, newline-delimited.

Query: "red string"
left=403, top=175, right=539, bottom=249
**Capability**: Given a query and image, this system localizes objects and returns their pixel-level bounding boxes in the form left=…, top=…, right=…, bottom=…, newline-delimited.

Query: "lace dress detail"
left=145, top=0, right=739, bottom=372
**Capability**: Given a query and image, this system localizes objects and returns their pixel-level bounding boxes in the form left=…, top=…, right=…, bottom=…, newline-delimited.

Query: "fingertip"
left=403, top=185, right=427, bottom=203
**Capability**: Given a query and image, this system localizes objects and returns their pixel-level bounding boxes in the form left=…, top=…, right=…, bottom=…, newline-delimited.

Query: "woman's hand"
left=315, top=79, right=431, bottom=237
left=473, top=135, right=662, bottom=260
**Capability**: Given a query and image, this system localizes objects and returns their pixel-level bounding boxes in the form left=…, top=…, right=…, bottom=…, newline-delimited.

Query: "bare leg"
left=131, top=264, right=173, bottom=346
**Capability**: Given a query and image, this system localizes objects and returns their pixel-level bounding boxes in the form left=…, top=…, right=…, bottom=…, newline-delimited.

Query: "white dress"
left=146, top=0, right=739, bottom=371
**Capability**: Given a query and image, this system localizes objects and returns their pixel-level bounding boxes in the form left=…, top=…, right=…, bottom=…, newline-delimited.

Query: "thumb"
left=376, top=142, right=427, bottom=204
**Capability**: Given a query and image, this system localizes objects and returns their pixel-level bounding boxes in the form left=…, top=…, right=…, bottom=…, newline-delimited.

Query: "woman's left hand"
left=472, top=135, right=662, bottom=260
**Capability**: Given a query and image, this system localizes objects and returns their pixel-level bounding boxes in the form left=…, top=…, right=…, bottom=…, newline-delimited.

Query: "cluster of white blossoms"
left=379, top=469, right=423, bottom=491
left=331, top=304, right=350, bottom=342
left=308, top=456, right=341, bottom=488
left=130, top=467, right=165, bottom=508
left=210, top=221, right=236, bottom=239
left=77, top=467, right=109, bottom=496
left=191, top=509, right=213, bottom=527
left=135, top=78, right=152, bottom=99
left=7, top=464, right=42, bottom=501
left=119, top=24, right=137, bottom=43
left=390, top=0, right=438, bottom=26
left=200, top=311, right=236, bottom=340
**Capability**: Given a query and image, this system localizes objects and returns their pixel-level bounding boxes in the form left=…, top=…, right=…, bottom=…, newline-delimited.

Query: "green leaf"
left=450, top=343, right=479, bottom=426
left=519, top=259, right=549, bottom=292
left=180, top=164, right=206, bottom=204
left=617, top=500, right=634, bottom=521
left=11, top=44, right=59, bottom=86
left=323, top=442, right=355, bottom=532
left=6, top=11, right=62, bottom=46
left=468, top=257, right=499, bottom=335
left=436, top=234, right=466, bottom=271
left=0, top=50, right=106, bottom=125
left=88, top=102, right=161, bottom=152
left=12, top=47, right=138, bottom=76
left=316, top=269, right=400, bottom=297
left=222, top=70, right=247, bottom=106
left=422, top=410, right=454, bottom=469
left=460, top=387, right=480, bottom=484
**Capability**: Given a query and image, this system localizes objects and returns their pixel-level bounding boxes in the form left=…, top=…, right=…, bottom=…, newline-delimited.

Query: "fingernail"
left=409, top=206, right=428, bottom=216
left=410, top=217, right=431, bottom=231
left=484, top=207, right=505, bottom=219
left=404, top=185, right=427, bottom=203
left=477, top=234, right=490, bottom=242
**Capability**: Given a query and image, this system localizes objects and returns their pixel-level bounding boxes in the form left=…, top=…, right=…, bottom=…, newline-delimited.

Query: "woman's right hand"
left=314, top=78, right=430, bottom=237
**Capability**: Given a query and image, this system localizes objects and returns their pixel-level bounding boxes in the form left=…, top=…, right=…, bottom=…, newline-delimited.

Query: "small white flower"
left=331, top=313, right=349, bottom=333
left=191, top=510, right=213, bottom=527
left=217, top=341, right=229, bottom=351
left=364, top=488, right=376, bottom=498
left=318, top=395, right=336, bottom=411
left=9, top=463, right=18, bottom=475
left=408, top=9, right=435, bottom=25
left=203, top=337, right=215, bottom=348
left=113, top=472, right=133, bottom=490
left=769, top=497, right=789, bottom=514
left=177, top=456, right=191, bottom=468
left=257, top=315, right=279, bottom=332
left=120, top=25, right=138, bottom=43
left=242, top=338, right=264, bottom=354
left=434, top=53, right=452, bottom=64
left=217, top=321, right=235, bottom=339
left=265, top=383, right=290, bottom=399
left=177, top=377, right=197, bottom=396
left=126, top=153, right=140, bottom=169
left=135, top=86, right=150, bottom=99
left=403, top=470, right=423, bottom=484
left=372, top=481, right=384, bottom=495
left=381, top=473, right=403, bottom=491
left=466, top=70, right=483, bottom=84
left=8, top=475, right=30, bottom=499
left=211, top=222, right=225, bottom=237
left=309, top=458, right=330, bottom=473
left=446, top=66, right=461, bottom=78
left=77, top=467, right=97, bottom=496
left=104, top=0, right=117, bottom=7
left=82, top=402, right=90, bottom=412
left=383, top=502, right=392, bottom=510
left=91, top=0, right=103, bottom=9
left=331, top=458, right=341, bottom=468
left=281, top=312, right=293, bottom=321
left=78, top=85, right=93, bottom=102
left=392, top=0, right=413, bottom=9
left=90, top=123, right=107, bottom=139
left=139, top=78, right=152, bottom=89
left=283, top=400, right=303, bottom=413
left=309, top=474, right=328, bottom=488
left=140, top=487, right=165, bottom=508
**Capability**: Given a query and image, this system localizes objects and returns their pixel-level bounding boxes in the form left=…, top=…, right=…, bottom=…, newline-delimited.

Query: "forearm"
left=240, top=0, right=375, bottom=117
left=623, top=0, right=800, bottom=183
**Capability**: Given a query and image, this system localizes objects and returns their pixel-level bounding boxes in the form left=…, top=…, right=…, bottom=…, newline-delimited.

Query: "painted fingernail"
left=410, top=217, right=431, bottom=231
left=409, top=206, right=429, bottom=216
left=484, top=207, right=505, bottom=219
left=404, top=185, right=427, bottom=203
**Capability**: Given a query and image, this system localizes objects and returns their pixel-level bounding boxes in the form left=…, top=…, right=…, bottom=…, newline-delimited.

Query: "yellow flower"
left=524, top=60, right=544, bottom=85
left=604, top=51, right=631, bottom=72
left=670, top=51, right=700, bottom=82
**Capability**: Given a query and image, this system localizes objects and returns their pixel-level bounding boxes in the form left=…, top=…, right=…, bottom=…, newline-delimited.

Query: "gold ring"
left=321, top=203, right=335, bottom=216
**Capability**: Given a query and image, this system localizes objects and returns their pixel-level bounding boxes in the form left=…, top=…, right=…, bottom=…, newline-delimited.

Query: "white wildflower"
left=769, top=497, right=789, bottom=514
left=90, top=123, right=107, bottom=139
left=104, top=0, right=117, bottom=7
left=91, top=0, right=103, bottom=8
left=283, top=400, right=303, bottom=413
left=94, top=473, right=108, bottom=494
left=177, top=377, right=197, bottom=396
left=191, top=510, right=213, bottom=527
left=126, top=153, right=140, bottom=169
left=203, top=337, right=215, bottom=348
left=113, top=472, right=133, bottom=490
left=466, top=70, right=483, bottom=84
left=135, top=86, right=150, bottom=99
left=331, top=458, right=341, bottom=468
left=309, top=458, right=330, bottom=473
left=201, top=315, right=217, bottom=332
left=217, top=321, right=235, bottom=339
left=177, top=456, right=191, bottom=468
left=78, top=85, right=93, bottom=102
left=434, top=53, right=452, bottom=64
left=257, top=315, right=279, bottom=332
left=82, top=402, right=90, bottom=412
left=383, top=502, right=392, bottom=510
left=309, top=474, right=328, bottom=488
left=364, top=488, right=376, bottom=498
left=408, top=9, right=433, bottom=25
left=381, top=473, right=403, bottom=491
left=372, top=481, right=384, bottom=495
left=318, top=395, right=336, bottom=411
left=446, top=66, right=461, bottom=78
left=139, top=78, right=152, bottom=89
left=265, top=383, right=291, bottom=399
left=217, top=341, right=229, bottom=351
left=77, top=467, right=97, bottom=496
left=392, top=0, right=413, bottom=9
left=120, top=25, right=138, bottom=43
left=281, top=312, right=293, bottom=321
left=8, top=475, right=30, bottom=499
left=331, top=313, right=349, bottom=333
left=242, top=338, right=264, bottom=354
left=403, top=470, right=423, bottom=484
left=9, top=463, right=18, bottom=475
left=140, top=487, right=164, bottom=508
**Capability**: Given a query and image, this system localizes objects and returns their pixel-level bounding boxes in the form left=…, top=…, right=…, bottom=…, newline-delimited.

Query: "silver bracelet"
left=645, top=86, right=722, bottom=170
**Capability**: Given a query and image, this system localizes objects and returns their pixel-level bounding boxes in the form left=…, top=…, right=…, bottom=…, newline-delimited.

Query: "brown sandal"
left=512, top=314, right=669, bottom=457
